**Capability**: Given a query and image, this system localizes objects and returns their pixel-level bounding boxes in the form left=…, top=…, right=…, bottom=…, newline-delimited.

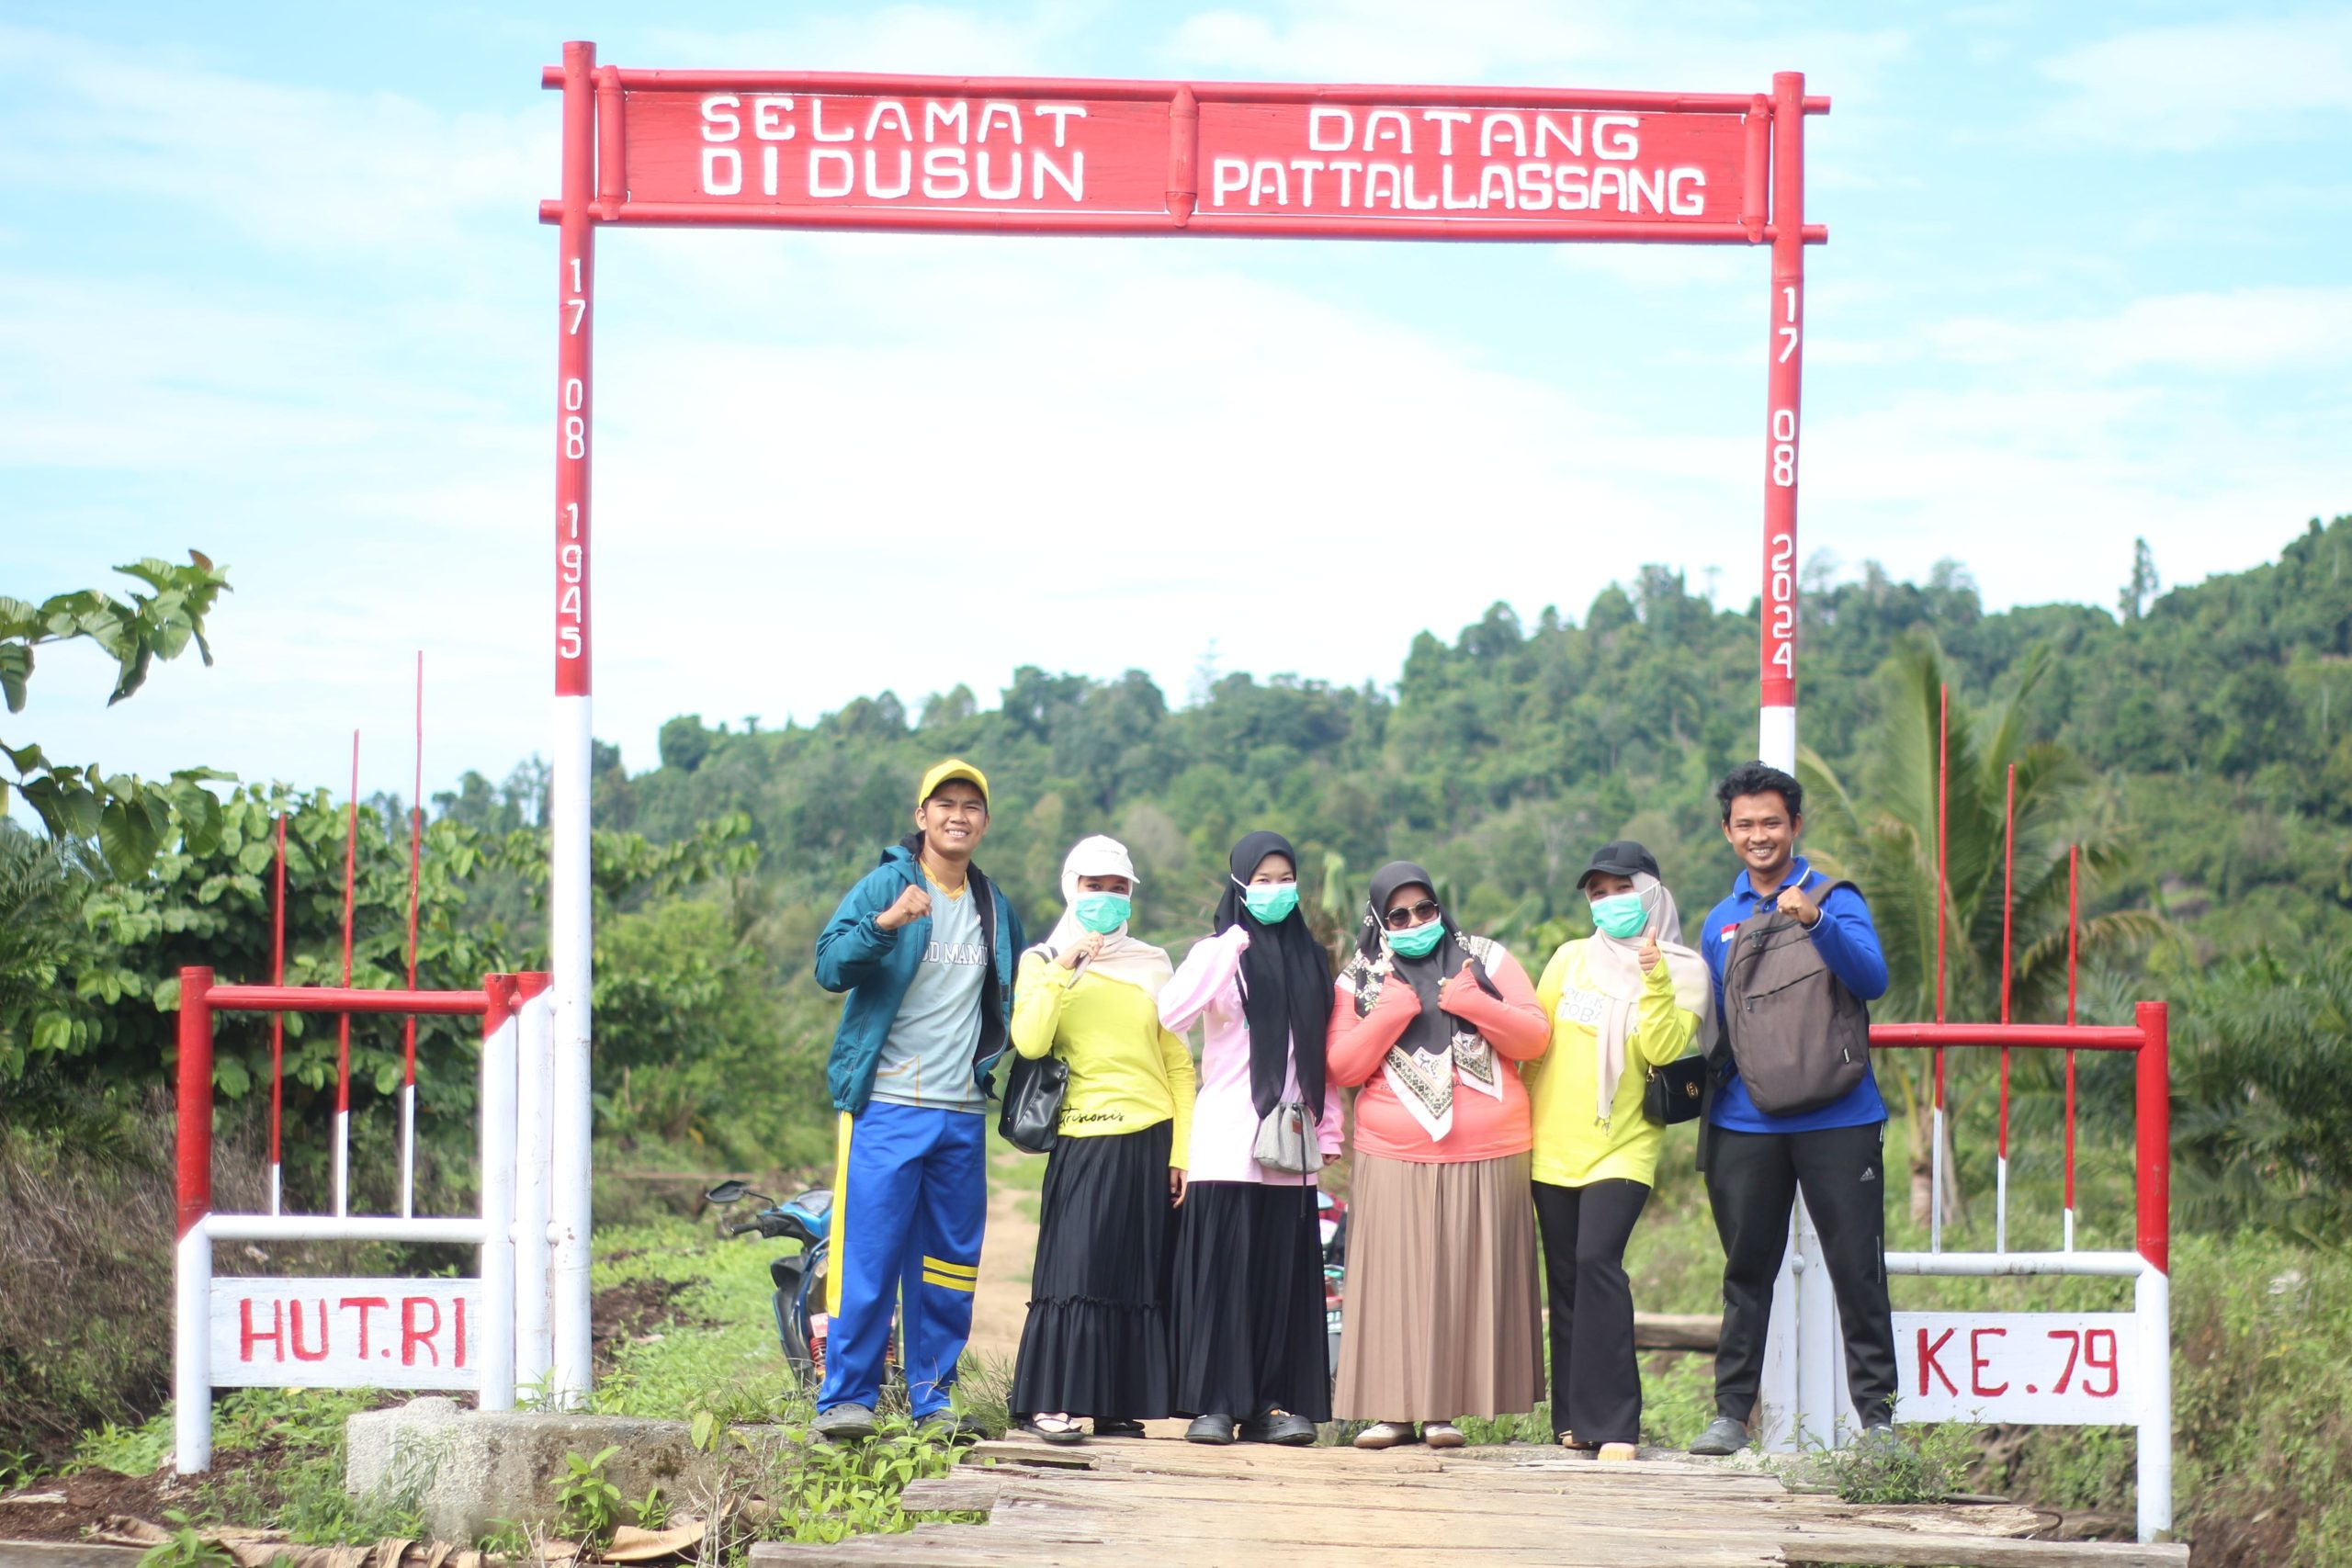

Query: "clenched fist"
left=876, top=883, right=933, bottom=931
left=1775, top=881, right=1820, bottom=929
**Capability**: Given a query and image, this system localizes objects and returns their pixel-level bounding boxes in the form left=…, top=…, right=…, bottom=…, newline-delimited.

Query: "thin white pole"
left=1929, top=1105, right=1945, bottom=1254
left=400, top=1086, right=416, bottom=1221
left=477, top=984, right=519, bottom=1412
left=174, top=1226, right=212, bottom=1472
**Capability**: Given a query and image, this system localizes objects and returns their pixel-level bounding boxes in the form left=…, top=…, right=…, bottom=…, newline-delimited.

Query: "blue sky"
left=5, top=2, right=2346, bottom=807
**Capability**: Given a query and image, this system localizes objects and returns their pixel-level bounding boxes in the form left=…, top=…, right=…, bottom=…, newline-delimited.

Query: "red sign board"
left=581, top=75, right=1769, bottom=242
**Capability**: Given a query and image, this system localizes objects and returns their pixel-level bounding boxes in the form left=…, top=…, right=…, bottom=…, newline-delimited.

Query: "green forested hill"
left=574, top=513, right=2352, bottom=967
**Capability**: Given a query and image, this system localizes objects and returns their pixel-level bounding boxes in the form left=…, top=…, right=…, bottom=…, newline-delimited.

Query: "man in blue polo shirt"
left=1688, top=761, right=1897, bottom=1457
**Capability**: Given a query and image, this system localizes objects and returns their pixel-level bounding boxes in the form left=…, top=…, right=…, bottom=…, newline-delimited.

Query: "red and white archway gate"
left=535, top=39, right=1824, bottom=1427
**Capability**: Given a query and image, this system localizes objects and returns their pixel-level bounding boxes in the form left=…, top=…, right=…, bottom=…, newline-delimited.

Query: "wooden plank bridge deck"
left=750, top=1436, right=2188, bottom=1568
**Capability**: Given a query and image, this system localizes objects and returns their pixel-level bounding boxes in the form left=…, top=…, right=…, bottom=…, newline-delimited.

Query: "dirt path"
left=969, top=1145, right=1037, bottom=1365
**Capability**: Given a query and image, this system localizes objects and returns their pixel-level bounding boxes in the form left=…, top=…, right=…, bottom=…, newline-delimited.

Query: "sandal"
left=1021, top=1413, right=1086, bottom=1446
left=1422, top=1421, right=1466, bottom=1450
left=1351, top=1420, right=1419, bottom=1450
left=1597, top=1442, right=1637, bottom=1462
left=1556, top=1429, right=1596, bottom=1451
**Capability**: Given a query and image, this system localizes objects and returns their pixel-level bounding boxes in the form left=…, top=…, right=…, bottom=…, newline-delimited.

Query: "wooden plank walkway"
left=749, top=1437, right=2188, bottom=1568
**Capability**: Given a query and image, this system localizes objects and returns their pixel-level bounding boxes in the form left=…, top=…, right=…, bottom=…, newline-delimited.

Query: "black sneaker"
left=1689, top=1416, right=1749, bottom=1456
left=916, top=1411, right=986, bottom=1445
left=811, top=1403, right=877, bottom=1443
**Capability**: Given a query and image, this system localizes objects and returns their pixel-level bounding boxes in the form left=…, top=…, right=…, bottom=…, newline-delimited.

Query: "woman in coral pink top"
left=1159, top=830, right=1342, bottom=1447
left=1329, top=860, right=1550, bottom=1450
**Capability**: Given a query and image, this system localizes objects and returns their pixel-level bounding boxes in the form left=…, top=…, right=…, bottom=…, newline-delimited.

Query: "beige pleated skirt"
left=1334, top=1150, right=1544, bottom=1422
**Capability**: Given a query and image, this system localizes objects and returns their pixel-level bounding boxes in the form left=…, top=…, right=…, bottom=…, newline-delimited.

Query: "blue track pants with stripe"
left=818, top=1100, right=987, bottom=1417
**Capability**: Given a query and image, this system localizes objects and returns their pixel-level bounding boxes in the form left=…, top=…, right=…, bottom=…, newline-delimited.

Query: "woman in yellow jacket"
left=1008, top=835, right=1195, bottom=1444
left=1526, top=840, right=1712, bottom=1461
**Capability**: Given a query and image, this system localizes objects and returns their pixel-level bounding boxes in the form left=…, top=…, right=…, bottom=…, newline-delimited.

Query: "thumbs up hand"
left=1637, top=917, right=1662, bottom=974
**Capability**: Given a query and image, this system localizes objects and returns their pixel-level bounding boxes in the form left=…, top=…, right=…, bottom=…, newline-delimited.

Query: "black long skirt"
left=1170, top=1180, right=1331, bottom=1421
left=1011, top=1121, right=1175, bottom=1419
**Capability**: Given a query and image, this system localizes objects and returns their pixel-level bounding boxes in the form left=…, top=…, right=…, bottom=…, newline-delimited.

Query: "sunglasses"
left=1382, top=899, right=1442, bottom=931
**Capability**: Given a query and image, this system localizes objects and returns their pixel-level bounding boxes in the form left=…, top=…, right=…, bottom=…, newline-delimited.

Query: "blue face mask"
left=1590, top=891, right=1647, bottom=941
left=1243, top=882, right=1300, bottom=923
left=1072, top=892, right=1130, bottom=934
left=1386, top=918, right=1446, bottom=959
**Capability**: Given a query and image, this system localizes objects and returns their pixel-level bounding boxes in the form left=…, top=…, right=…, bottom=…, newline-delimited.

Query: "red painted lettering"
left=2084, top=1327, right=2120, bottom=1397
left=239, top=1298, right=285, bottom=1362
left=454, top=1294, right=468, bottom=1369
left=1917, top=1326, right=1958, bottom=1396
left=340, top=1296, right=392, bottom=1360
left=289, top=1299, right=331, bottom=1362
left=1969, top=1326, right=2008, bottom=1397
left=401, top=1297, right=442, bottom=1367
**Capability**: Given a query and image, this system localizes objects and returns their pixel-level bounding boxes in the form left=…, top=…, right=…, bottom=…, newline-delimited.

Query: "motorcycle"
left=705, top=1179, right=835, bottom=1386
left=1317, top=1189, right=1349, bottom=1376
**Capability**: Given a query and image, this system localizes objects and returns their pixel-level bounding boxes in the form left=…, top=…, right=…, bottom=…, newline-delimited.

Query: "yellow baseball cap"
left=918, top=758, right=989, bottom=812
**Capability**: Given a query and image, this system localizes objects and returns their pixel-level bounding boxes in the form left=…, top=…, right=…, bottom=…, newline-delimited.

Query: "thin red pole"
left=406, top=655, right=422, bottom=1089
left=2065, top=844, right=2080, bottom=1237
left=1935, top=683, right=1949, bottom=1043
left=2134, top=1001, right=2170, bottom=1275
left=336, top=731, right=357, bottom=1216
left=175, top=968, right=215, bottom=1239
left=268, top=812, right=285, bottom=1213
left=1999, top=761, right=2015, bottom=1144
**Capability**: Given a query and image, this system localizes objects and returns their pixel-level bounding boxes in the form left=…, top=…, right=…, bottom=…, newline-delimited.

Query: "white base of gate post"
left=174, top=1224, right=211, bottom=1472
left=514, top=986, right=556, bottom=1394
left=2136, top=1264, right=2172, bottom=1540
left=548, top=692, right=595, bottom=1410
left=1758, top=1239, right=1799, bottom=1450
left=1794, top=1197, right=1844, bottom=1448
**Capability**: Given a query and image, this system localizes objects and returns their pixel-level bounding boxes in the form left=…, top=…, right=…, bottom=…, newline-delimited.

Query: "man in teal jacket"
left=810, top=759, right=1024, bottom=1443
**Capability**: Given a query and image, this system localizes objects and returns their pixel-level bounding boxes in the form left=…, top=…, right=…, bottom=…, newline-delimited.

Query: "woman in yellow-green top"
left=1526, top=840, right=1711, bottom=1460
left=1008, top=835, right=1195, bottom=1444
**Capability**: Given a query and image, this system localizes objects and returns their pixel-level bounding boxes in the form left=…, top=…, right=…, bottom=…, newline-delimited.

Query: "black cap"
left=1577, top=840, right=1660, bottom=891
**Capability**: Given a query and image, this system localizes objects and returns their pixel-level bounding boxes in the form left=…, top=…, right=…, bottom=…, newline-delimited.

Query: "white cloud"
left=1926, top=285, right=2352, bottom=376
left=2039, top=12, right=2352, bottom=150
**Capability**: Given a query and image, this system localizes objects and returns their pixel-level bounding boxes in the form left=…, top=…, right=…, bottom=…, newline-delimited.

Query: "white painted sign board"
left=1891, top=1311, right=2140, bottom=1426
left=209, top=1277, right=479, bottom=1389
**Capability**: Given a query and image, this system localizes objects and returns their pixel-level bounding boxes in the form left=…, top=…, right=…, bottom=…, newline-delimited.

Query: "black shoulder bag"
left=997, top=949, right=1079, bottom=1154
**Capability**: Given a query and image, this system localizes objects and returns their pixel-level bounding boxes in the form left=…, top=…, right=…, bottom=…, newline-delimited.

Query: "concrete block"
left=346, top=1398, right=784, bottom=1546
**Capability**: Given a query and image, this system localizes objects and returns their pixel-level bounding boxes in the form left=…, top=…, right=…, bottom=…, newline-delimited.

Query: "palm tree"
left=1796, top=636, right=2163, bottom=1223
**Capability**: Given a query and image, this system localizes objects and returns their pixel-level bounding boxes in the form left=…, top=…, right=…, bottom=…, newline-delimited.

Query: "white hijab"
left=1029, top=835, right=1173, bottom=997
left=1584, top=872, right=1713, bottom=1128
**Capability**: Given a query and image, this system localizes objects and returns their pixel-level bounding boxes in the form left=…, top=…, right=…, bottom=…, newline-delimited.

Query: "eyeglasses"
left=1382, top=899, right=1442, bottom=931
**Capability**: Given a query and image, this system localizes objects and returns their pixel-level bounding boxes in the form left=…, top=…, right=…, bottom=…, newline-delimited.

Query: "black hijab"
left=1354, top=860, right=1500, bottom=1055
left=1213, top=830, right=1332, bottom=1122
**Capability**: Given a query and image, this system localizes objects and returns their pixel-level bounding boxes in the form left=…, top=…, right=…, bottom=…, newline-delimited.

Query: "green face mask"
left=1243, top=882, right=1300, bottom=923
left=1590, top=891, right=1647, bottom=941
left=1073, top=892, right=1130, bottom=934
left=1386, top=919, right=1447, bottom=959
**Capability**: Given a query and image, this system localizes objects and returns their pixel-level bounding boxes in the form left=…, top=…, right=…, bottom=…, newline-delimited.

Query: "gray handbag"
left=1251, top=1101, right=1324, bottom=1175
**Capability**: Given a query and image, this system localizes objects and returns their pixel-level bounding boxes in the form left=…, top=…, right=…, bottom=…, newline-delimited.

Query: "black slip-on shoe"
left=1093, top=1418, right=1148, bottom=1439
left=1240, top=1411, right=1317, bottom=1446
left=1186, top=1414, right=1238, bottom=1445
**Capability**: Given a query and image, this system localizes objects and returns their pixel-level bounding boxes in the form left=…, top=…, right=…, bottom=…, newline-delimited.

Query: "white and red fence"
left=174, top=965, right=582, bottom=1472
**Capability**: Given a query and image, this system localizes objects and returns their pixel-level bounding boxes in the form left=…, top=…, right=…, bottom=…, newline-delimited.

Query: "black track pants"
left=1703, top=1121, right=1896, bottom=1427
left=1532, top=1178, right=1651, bottom=1446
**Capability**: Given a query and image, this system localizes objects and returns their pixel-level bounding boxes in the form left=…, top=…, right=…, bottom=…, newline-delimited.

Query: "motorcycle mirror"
left=705, top=1179, right=751, bottom=1204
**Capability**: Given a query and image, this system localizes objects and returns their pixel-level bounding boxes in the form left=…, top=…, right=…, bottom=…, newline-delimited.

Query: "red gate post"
left=174, top=967, right=216, bottom=1472
left=547, top=37, right=599, bottom=1412
left=2133, top=1000, right=2173, bottom=1537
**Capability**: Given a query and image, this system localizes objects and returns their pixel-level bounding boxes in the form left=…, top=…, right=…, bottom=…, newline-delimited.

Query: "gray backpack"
left=1722, top=880, right=1871, bottom=1116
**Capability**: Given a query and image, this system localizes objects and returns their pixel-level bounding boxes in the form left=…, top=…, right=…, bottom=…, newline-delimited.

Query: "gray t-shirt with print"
left=870, top=880, right=989, bottom=1113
